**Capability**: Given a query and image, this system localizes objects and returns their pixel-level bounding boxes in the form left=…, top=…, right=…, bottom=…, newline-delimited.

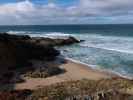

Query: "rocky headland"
left=0, top=33, right=81, bottom=84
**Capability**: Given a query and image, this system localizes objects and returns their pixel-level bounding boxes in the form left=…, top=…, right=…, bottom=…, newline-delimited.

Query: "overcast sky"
left=0, top=0, right=133, bottom=25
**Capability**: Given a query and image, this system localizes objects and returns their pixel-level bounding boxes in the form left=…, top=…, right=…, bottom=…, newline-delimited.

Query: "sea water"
left=0, top=24, right=133, bottom=79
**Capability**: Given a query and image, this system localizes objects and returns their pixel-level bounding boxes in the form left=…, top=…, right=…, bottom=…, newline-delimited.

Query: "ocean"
left=1, top=24, right=133, bottom=79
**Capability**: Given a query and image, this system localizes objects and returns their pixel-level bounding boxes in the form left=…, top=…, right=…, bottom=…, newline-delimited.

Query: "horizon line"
left=0, top=23, right=133, bottom=26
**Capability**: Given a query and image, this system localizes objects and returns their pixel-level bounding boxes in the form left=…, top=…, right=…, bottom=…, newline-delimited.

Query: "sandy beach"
left=15, top=58, right=118, bottom=90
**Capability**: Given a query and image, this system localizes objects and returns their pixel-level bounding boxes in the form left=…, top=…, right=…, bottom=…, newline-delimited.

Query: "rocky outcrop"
left=0, top=33, right=81, bottom=84
left=31, top=36, right=81, bottom=46
left=0, top=33, right=61, bottom=84
left=0, top=33, right=59, bottom=69
left=0, top=33, right=81, bottom=69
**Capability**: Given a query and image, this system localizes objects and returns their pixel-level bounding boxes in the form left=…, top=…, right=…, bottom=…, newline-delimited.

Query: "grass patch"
left=28, top=78, right=133, bottom=100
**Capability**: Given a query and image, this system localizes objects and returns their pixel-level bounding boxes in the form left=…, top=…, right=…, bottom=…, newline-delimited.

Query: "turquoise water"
left=59, top=34, right=133, bottom=79
left=0, top=24, right=133, bottom=79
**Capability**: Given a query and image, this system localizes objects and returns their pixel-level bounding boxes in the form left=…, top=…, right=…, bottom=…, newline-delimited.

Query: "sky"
left=0, top=0, right=133, bottom=25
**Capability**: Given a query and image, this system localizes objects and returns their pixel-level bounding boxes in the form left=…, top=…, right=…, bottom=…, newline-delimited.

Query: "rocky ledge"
left=0, top=33, right=81, bottom=84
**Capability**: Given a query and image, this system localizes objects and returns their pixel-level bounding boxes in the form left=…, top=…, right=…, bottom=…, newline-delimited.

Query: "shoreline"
left=15, top=57, right=121, bottom=90
left=64, top=57, right=133, bottom=80
left=64, top=58, right=120, bottom=79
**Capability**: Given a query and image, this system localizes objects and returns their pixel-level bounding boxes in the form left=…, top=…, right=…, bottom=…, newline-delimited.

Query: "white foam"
left=80, top=44, right=133, bottom=54
left=27, top=32, right=73, bottom=40
left=65, top=57, right=133, bottom=80
left=7, top=31, right=73, bottom=39
left=77, top=33, right=133, bottom=54
left=45, top=32, right=71, bottom=36
left=7, top=31, right=26, bottom=34
left=44, top=32, right=73, bottom=39
left=27, top=34, right=46, bottom=37
left=65, top=57, right=97, bottom=68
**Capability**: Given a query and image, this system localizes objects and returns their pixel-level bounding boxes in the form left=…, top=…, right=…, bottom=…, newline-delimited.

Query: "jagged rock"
left=32, top=36, right=82, bottom=46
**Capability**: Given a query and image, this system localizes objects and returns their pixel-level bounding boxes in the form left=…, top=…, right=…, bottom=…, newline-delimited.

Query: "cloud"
left=0, top=0, right=133, bottom=25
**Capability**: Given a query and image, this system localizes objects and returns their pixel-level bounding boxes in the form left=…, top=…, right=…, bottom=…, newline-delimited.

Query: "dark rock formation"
left=0, top=33, right=31, bottom=41
left=0, top=33, right=60, bottom=70
left=0, top=33, right=80, bottom=69
left=0, top=33, right=80, bottom=84
left=32, top=36, right=81, bottom=46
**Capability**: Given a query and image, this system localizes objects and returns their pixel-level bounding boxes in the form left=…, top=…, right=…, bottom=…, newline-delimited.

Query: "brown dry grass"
left=28, top=78, right=133, bottom=100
